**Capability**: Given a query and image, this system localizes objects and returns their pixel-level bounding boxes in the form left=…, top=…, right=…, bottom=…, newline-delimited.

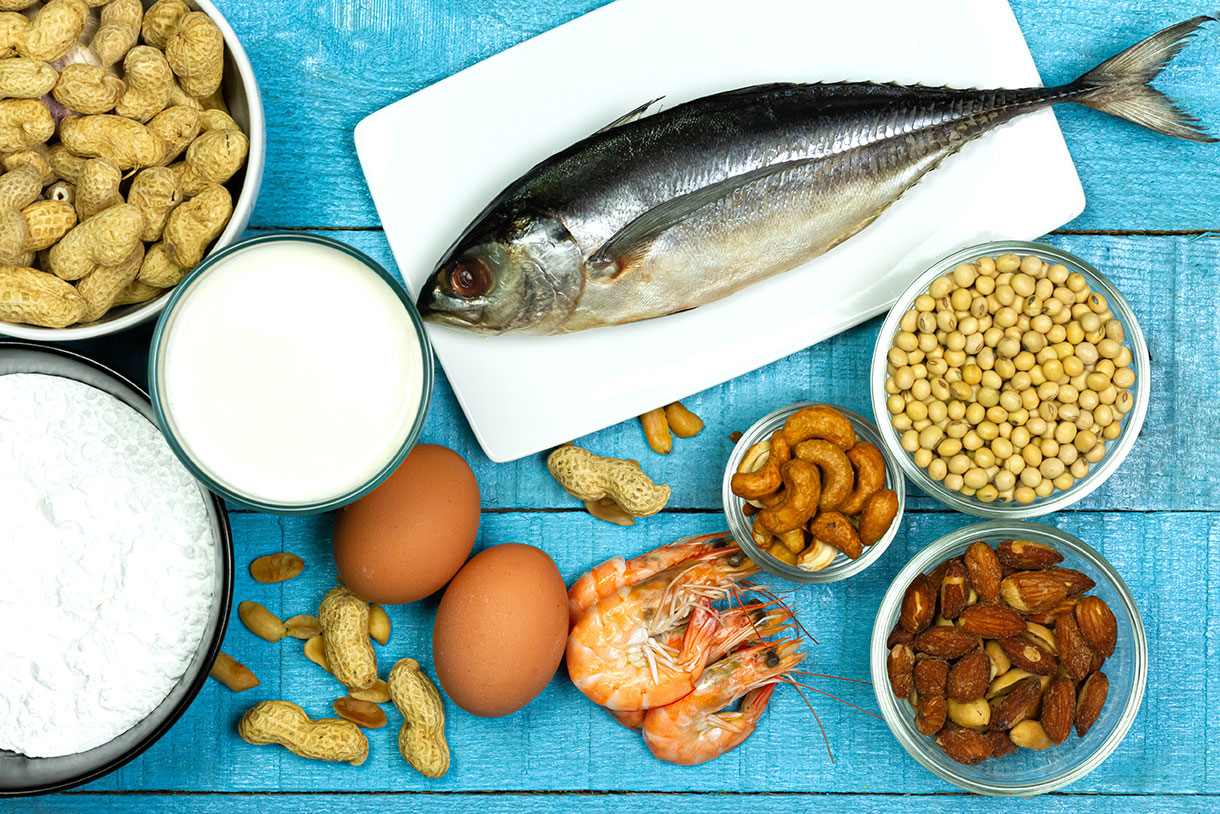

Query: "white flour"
left=0, top=373, right=217, bottom=758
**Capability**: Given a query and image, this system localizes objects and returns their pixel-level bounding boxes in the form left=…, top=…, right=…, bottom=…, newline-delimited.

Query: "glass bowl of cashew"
left=722, top=402, right=905, bottom=583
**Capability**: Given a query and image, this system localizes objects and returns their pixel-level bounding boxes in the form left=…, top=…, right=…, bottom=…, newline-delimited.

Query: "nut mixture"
left=731, top=404, right=899, bottom=572
left=886, top=538, right=1117, bottom=765
left=884, top=253, right=1137, bottom=504
left=0, top=0, right=248, bottom=329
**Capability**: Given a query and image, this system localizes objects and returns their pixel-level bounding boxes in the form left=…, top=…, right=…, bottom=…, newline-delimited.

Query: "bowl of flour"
left=0, top=342, right=233, bottom=796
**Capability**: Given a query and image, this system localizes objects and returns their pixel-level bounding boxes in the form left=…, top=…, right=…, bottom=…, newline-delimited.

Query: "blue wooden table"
left=17, top=0, right=1220, bottom=810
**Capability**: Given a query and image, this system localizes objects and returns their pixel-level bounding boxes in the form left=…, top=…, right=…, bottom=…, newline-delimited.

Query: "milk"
left=157, top=239, right=426, bottom=506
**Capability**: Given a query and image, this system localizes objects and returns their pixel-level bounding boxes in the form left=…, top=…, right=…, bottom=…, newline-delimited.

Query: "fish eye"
left=448, top=258, right=490, bottom=299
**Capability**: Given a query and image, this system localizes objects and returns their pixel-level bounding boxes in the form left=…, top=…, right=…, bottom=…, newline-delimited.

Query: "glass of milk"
left=149, top=233, right=434, bottom=513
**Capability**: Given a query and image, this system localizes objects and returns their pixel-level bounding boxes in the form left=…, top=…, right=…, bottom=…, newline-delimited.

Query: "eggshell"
left=433, top=543, right=568, bottom=717
left=333, top=444, right=480, bottom=605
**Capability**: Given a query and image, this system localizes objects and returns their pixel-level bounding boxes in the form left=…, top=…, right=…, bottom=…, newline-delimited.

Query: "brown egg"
left=433, top=543, right=568, bottom=717
left=333, top=444, right=480, bottom=604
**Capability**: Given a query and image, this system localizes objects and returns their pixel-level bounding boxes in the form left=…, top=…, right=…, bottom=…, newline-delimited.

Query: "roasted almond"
left=887, top=622, right=914, bottom=649
left=915, top=693, right=947, bottom=736
left=1076, top=596, right=1117, bottom=658
left=913, top=626, right=978, bottom=660
left=964, top=541, right=1002, bottom=603
left=1026, top=596, right=1079, bottom=625
left=936, top=726, right=992, bottom=765
left=914, top=658, right=950, bottom=698
left=999, top=636, right=1056, bottom=675
left=1055, top=611, right=1098, bottom=681
left=1075, top=671, right=1108, bottom=738
left=939, top=560, right=970, bottom=620
left=926, top=558, right=958, bottom=596
left=988, top=730, right=1018, bottom=758
left=988, top=675, right=1043, bottom=731
left=996, top=539, right=1063, bottom=569
left=947, top=649, right=990, bottom=703
left=1040, top=676, right=1075, bottom=745
left=887, top=643, right=915, bottom=700
left=1043, top=566, right=1096, bottom=596
left=900, top=574, right=936, bottom=634
left=958, top=603, right=1026, bottom=638
left=999, top=571, right=1068, bottom=614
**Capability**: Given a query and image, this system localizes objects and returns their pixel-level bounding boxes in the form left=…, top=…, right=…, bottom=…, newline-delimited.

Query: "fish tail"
left=1068, top=15, right=1218, bottom=142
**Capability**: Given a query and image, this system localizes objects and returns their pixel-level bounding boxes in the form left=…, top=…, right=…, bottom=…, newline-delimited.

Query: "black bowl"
left=0, top=342, right=234, bottom=796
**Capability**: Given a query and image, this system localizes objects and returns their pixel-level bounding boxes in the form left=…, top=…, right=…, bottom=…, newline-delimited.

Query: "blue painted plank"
left=209, top=0, right=1220, bottom=231
left=60, top=509, right=1214, bottom=794
left=15, top=794, right=1220, bottom=813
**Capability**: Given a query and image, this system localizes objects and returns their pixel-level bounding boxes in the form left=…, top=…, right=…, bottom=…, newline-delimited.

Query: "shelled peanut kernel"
left=885, top=254, right=1136, bottom=504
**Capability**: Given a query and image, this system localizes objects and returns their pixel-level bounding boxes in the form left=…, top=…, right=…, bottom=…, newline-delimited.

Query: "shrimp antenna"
left=790, top=671, right=873, bottom=686
left=739, top=584, right=818, bottom=645
left=780, top=679, right=833, bottom=762
left=780, top=677, right=884, bottom=722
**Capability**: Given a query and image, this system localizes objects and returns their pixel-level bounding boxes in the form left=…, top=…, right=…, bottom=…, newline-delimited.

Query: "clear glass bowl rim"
left=868, top=240, right=1151, bottom=518
left=869, top=519, right=1148, bottom=796
left=721, top=401, right=905, bottom=583
left=148, top=232, right=435, bottom=515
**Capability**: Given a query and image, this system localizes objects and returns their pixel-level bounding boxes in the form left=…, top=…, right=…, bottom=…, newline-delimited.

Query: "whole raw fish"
left=417, top=16, right=1215, bottom=335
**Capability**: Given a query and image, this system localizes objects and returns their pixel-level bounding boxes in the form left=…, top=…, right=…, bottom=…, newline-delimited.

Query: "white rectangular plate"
left=356, top=0, right=1084, bottom=462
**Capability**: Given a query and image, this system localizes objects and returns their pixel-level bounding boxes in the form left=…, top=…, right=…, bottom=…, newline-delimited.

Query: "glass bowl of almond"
left=870, top=520, right=1147, bottom=796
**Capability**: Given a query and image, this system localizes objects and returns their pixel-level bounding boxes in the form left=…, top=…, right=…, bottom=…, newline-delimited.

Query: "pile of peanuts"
left=883, top=253, right=1137, bottom=505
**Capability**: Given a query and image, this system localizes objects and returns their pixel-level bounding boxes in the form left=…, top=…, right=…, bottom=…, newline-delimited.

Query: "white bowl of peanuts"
left=870, top=241, right=1150, bottom=518
left=0, top=0, right=265, bottom=341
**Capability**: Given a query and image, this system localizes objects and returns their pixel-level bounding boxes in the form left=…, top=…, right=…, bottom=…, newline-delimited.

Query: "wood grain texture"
left=63, top=510, right=1214, bottom=794
left=211, top=0, right=1220, bottom=231
left=18, top=795, right=1220, bottom=812
left=18, top=0, right=1220, bottom=806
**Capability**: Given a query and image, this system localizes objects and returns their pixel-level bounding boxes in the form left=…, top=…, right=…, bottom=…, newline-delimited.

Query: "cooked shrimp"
left=642, top=639, right=805, bottom=765
left=607, top=603, right=792, bottom=730
left=568, top=532, right=734, bottom=626
left=566, top=546, right=759, bottom=710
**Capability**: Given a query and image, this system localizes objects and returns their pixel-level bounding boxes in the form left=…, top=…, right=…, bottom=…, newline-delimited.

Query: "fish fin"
left=588, top=161, right=808, bottom=277
left=1070, top=15, right=1218, bottom=142
left=595, top=97, right=665, bottom=133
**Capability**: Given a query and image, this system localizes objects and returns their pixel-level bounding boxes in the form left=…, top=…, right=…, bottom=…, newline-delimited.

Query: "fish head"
left=416, top=213, right=584, bottom=335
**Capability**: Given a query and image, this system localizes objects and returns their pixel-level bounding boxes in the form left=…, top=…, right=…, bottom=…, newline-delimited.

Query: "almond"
left=999, top=636, right=1056, bottom=675
left=935, top=560, right=967, bottom=620
left=887, top=622, right=914, bottom=649
left=1000, top=571, right=1068, bottom=614
left=1043, top=566, right=1096, bottom=596
left=915, top=693, right=947, bottom=736
left=1075, top=671, right=1108, bottom=738
left=1055, top=611, right=1098, bottom=681
left=996, top=539, right=1063, bottom=569
left=988, top=675, right=1043, bottom=731
left=947, top=649, right=990, bottom=703
left=900, top=574, right=936, bottom=634
left=1026, top=596, right=1079, bottom=625
left=957, top=603, right=1026, bottom=638
left=1076, top=596, right=1117, bottom=658
left=913, top=626, right=978, bottom=660
left=1040, top=677, right=1075, bottom=745
left=936, top=726, right=992, bottom=765
left=926, top=558, right=958, bottom=595
left=964, top=541, right=1002, bottom=603
left=988, top=730, right=1018, bottom=758
left=946, top=649, right=985, bottom=702
left=914, top=658, right=949, bottom=698
left=887, top=643, right=915, bottom=700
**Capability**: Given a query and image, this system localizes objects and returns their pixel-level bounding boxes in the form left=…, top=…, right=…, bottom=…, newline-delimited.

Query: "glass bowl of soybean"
left=869, top=241, right=1149, bottom=518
